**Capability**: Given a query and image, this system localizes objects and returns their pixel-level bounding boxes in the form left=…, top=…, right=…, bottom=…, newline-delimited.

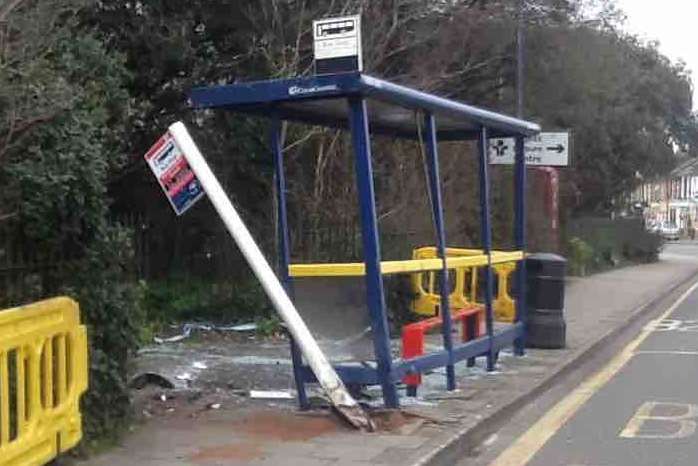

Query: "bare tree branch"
left=0, top=0, right=24, bottom=22
left=0, top=113, right=59, bottom=161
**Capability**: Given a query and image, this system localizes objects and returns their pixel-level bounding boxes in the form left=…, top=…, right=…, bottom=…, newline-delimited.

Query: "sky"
left=615, top=0, right=698, bottom=109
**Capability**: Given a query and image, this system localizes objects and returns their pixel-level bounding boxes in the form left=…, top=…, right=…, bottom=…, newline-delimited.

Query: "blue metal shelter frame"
left=189, top=72, right=540, bottom=408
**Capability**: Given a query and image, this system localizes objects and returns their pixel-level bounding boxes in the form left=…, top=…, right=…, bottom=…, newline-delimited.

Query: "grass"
left=138, top=277, right=273, bottom=338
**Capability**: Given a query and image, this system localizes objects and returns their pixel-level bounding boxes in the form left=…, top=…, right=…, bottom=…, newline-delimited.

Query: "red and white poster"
left=144, top=130, right=205, bottom=216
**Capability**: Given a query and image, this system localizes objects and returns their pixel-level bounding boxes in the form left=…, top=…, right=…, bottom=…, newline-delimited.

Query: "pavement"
left=487, top=242, right=698, bottom=466
left=76, top=242, right=698, bottom=466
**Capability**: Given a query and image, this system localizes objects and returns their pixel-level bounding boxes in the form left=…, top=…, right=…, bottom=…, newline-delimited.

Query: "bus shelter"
left=189, top=72, right=540, bottom=408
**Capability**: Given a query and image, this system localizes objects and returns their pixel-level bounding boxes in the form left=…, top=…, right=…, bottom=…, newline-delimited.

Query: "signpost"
left=489, top=132, right=570, bottom=167
left=144, top=131, right=205, bottom=215
left=489, top=131, right=570, bottom=252
left=143, top=122, right=372, bottom=431
left=313, top=15, right=362, bottom=74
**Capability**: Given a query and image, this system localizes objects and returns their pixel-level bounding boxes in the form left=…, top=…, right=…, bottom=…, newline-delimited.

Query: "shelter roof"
left=189, top=72, right=540, bottom=141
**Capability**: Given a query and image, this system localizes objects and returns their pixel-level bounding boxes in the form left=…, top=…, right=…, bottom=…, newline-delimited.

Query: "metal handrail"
left=288, top=250, right=523, bottom=277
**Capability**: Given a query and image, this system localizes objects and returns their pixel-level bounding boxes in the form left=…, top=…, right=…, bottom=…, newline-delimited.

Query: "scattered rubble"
left=249, top=390, right=295, bottom=400
left=153, top=321, right=258, bottom=344
left=128, top=372, right=175, bottom=390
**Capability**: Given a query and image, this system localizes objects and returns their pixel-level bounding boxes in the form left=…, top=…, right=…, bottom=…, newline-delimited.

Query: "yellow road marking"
left=489, top=280, right=698, bottom=466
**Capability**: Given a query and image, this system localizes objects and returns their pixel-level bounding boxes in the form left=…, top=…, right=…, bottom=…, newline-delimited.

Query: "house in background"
left=632, top=158, right=698, bottom=234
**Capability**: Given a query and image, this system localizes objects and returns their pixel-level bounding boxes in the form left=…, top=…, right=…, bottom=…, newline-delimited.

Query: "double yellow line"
left=490, top=280, right=698, bottom=466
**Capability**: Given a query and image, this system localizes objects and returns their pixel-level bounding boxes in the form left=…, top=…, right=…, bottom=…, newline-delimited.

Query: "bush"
left=0, top=25, right=136, bottom=446
left=139, top=276, right=272, bottom=329
left=565, top=217, right=663, bottom=275
left=64, top=225, right=143, bottom=442
left=567, top=237, right=594, bottom=276
left=624, top=231, right=663, bottom=263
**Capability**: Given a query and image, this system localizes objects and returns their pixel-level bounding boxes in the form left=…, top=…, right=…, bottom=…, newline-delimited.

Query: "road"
left=472, top=241, right=698, bottom=466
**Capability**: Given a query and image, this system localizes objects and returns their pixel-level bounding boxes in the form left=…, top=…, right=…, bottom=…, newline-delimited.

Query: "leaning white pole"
left=169, top=122, right=373, bottom=430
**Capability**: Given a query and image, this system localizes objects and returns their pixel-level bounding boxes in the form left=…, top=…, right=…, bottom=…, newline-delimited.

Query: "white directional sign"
left=489, top=132, right=570, bottom=166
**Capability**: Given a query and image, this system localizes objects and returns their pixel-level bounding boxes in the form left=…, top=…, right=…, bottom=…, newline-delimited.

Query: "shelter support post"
left=514, top=135, right=527, bottom=355
left=347, top=96, right=399, bottom=408
left=477, top=126, right=497, bottom=371
left=423, top=113, right=456, bottom=391
left=271, top=114, right=309, bottom=409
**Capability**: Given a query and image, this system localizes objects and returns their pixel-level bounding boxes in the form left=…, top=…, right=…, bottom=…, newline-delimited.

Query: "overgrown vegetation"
left=0, top=0, right=139, bottom=442
left=565, top=218, right=663, bottom=275
left=140, top=278, right=271, bottom=329
left=0, top=0, right=695, bottom=445
left=567, top=237, right=595, bottom=276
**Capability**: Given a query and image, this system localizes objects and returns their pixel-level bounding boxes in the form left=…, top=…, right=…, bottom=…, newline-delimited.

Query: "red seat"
left=401, top=305, right=485, bottom=390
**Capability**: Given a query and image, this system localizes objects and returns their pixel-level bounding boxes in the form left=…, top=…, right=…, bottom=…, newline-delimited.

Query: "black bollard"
left=525, top=253, right=567, bottom=349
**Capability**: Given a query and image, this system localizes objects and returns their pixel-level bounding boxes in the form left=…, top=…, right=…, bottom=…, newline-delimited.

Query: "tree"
left=0, top=0, right=140, bottom=440
left=86, top=0, right=698, bottom=265
left=524, top=22, right=696, bottom=212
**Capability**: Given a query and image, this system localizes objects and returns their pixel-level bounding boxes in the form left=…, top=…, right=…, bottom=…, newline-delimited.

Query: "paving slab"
left=75, top=243, right=698, bottom=466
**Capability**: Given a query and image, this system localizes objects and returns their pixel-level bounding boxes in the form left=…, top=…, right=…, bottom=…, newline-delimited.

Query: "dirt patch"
left=229, top=409, right=422, bottom=438
left=371, top=409, right=417, bottom=432
left=189, top=442, right=263, bottom=464
left=229, top=411, right=347, bottom=441
left=187, top=411, right=346, bottom=464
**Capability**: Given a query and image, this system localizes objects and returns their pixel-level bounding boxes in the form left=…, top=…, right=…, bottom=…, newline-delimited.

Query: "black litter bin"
left=525, top=253, right=566, bottom=349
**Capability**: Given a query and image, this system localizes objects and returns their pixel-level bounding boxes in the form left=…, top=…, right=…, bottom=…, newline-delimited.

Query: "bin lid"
left=526, top=253, right=567, bottom=277
left=527, top=253, right=566, bottom=263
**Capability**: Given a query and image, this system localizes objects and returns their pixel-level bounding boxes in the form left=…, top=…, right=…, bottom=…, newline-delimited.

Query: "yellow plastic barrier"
left=492, top=261, right=517, bottom=322
left=410, top=247, right=481, bottom=316
left=410, top=247, right=520, bottom=322
left=287, top=247, right=522, bottom=322
left=0, top=297, right=88, bottom=466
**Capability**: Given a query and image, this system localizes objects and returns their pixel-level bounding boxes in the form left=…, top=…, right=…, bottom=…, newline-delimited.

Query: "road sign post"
left=489, top=131, right=570, bottom=252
